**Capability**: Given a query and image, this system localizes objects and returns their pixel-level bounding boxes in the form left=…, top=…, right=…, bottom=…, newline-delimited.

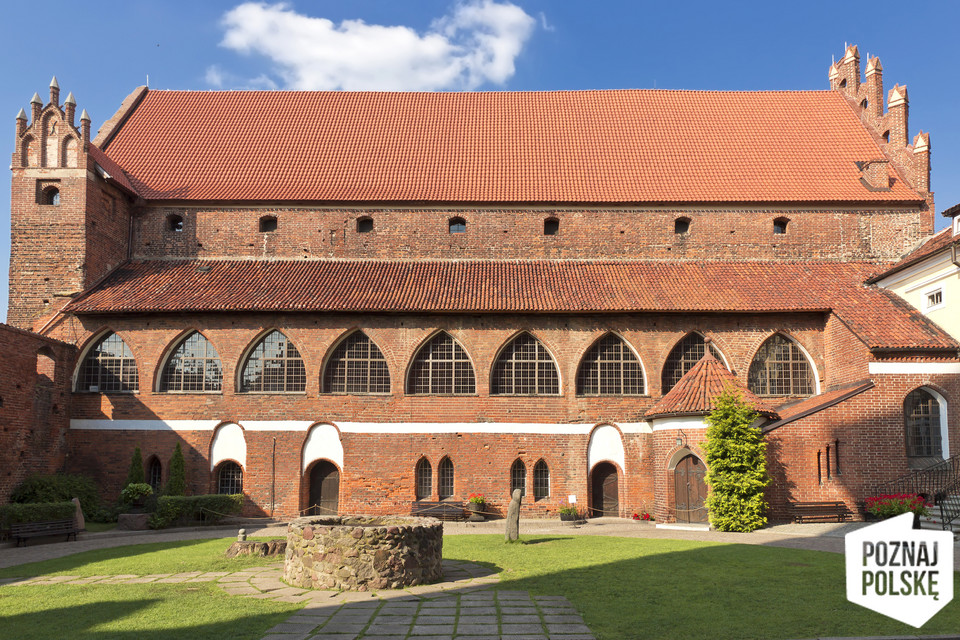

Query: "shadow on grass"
left=446, top=534, right=960, bottom=640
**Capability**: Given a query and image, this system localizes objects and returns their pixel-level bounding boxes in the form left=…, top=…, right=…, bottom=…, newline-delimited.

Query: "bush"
left=126, top=447, right=145, bottom=486
left=703, top=388, right=770, bottom=532
left=149, top=494, right=243, bottom=529
left=865, top=494, right=929, bottom=518
left=165, top=443, right=186, bottom=496
left=0, top=501, right=76, bottom=531
left=10, top=474, right=100, bottom=513
left=120, top=483, right=154, bottom=504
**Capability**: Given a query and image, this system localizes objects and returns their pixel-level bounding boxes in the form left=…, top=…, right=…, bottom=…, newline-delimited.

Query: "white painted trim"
left=902, top=266, right=958, bottom=295
left=876, top=250, right=955, bottom=289
left=651, top=416, right=708, bottom=432
left=210, top=423, right=246, bottom=471
left=924, top=388, right=951, bottom=459
left=302, top=423, right=344, bottom=472
left=784, top=335, right=822, bottom=395
left=587, top=425, right=625, bottom=471
left=869, top=362, right=960, bottom=375
left=70, top=419, right=646, bottom=434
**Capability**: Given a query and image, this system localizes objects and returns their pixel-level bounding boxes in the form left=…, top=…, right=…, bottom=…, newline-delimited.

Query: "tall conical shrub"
left=703, top=387, right=769, bottom=532
left=125, top=447, right=145, bottom=487
left=165, top=443, right=187, bottom=496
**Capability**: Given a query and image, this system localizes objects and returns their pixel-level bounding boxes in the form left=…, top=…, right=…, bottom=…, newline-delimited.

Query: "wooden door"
left=590, top=462, right=619, bottom=517
left=308, top=461, right=340, bottom=515
left=674, top=454, right=708, bottom=523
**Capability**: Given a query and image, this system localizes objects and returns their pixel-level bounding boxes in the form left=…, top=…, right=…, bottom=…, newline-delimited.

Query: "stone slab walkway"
left=0, top=558, right=595, bottom=640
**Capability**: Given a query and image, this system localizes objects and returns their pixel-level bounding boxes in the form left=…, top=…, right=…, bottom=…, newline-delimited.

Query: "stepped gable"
left=63, top=259, right=959, bottom=352
left=99, top=89, right=922, bottom=203
left=644, top=341, right=778, bottom=419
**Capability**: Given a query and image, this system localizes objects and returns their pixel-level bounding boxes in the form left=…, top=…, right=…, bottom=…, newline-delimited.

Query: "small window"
left=544, top=218, right=559, bottom=236
left=882, top=130, right=890, bottom=143
left=773, top=218, right=789, bottom=235
left=147, top=457, right=162, bottom=491
left=42, top=187, right=60, bottom=206
left=259, top=216, right=278, bottom=233
left=415, top=458, right=432, bottom=500
left=533, top=460, right=550, bottom=500
left=449, top=217, right=466, bottom=234
left=438, top=457, right=454, bottom=499
left=674, top=217, right=690, bottom=235
left=510, top=459, right=526, bottom=497
left=839, top=79, right=847, bottom=88
left=860, top=99, right=868, bottom=110
left=357, top=217, right=373, bottom=233
left=167, top=214, right=184, bottom=232
left=217, top=461, right=243, bottom=494
left=926, top=290, right=943, bottom=309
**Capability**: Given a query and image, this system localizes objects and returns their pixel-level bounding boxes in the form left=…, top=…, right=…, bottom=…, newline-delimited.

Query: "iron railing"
left=872, top=455, right=960, bottom=530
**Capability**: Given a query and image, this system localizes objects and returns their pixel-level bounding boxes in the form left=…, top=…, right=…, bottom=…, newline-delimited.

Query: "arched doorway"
left=674, top=454, right=708, bottom=523
left=590, top=462, right=619, bottom=517
left=307, top=460, right=340, bottom=515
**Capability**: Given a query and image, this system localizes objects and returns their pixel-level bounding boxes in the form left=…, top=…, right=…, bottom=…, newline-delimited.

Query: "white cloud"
left=215, top=1, right=537, bottom=91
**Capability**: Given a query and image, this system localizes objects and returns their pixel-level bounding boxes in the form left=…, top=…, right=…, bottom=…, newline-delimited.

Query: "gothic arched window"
left=510, top=459, right=527, bottom=497
left=438, top=457, right=454, bottom=499
left=407, top=333, right=475, bottom=395
left=661, top=333, right=725, bottom=394
left=239, top=330, right=306, bottom=393
left=415, top=458, right=432, bottom=500
left=747, top=334, right=815, bottom=396
left=77, top=332, right=139, bottom=392
left=533, top=460, right=550, bottom=500
left=159, top=331, right=223, bottom=393
left=491, top=333, right=559, bottom=395
left=575, top=333, right=644, bottom=396
left=217, top=461, right=243, bottom=494
left=904, top=389, right=943, bottom=459
left=322, top=332, right=390, bottom=394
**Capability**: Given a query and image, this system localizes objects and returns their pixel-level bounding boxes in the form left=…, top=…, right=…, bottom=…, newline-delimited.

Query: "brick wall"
left=0, top=324, right=76, bottom=502
left=132, top=205, right=928, bottom=263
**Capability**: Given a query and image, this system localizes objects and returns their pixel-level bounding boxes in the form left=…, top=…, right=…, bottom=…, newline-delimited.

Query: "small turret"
left=887, top=84, right=908, bottom=147
left=913, top=131, right=930, bottom=193
left=49, top=76, right=60, bottom=107
left=836, top=44, right=860, bottom=97
left=16, top=108, right=27, bottom=137
left=30, top=92, right=42, bottom=122
left=80, top=108, right=90, bottom=147
left=862, top=57, right=883, bottom=118
left=64, top=92, right=76, bottom=126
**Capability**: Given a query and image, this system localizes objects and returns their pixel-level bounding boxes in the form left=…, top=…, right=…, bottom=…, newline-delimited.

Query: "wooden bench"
left=10, top=519, right=80, bottom=547
left=791, top=501, right=851, bottom=523
left=411, top=501, right=466, bottom=522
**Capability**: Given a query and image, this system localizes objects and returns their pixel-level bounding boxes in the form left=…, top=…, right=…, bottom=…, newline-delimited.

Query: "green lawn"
left=1, top=534, right=958, bottom=639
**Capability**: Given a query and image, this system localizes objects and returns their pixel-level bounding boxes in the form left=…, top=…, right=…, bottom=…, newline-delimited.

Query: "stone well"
left=283, top=515, right=443, bottom=591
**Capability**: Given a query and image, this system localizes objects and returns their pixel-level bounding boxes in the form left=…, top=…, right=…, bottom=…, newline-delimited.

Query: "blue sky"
left=3, top=1, right=959, bottom=322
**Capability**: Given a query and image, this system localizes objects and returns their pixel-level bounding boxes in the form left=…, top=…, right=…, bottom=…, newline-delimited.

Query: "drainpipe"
left=271, top=438, right=276, bottom=518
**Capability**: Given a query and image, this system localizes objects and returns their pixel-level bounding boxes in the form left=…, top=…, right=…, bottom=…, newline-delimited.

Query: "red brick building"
left=4, top=45, right=958, bottom=523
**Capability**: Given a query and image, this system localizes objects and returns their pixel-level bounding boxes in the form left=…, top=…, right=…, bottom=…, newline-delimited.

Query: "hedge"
left=10, top=474, right=100, bottom=512
left=149, top=494, right=243, bottom=529
left=0, top=501, right=76, bottom=531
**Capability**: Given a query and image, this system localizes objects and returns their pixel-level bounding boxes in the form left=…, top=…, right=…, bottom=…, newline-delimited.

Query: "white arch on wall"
left=210, top=422, right=246, bottom=471
left=917, top=387, right=950, bottom=459
left=587, top=424, right=625, bottom=471
left=302, top=423, right=345, bottom=473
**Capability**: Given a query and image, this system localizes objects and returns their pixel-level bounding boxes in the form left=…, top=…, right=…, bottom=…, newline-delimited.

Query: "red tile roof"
left=64, top=260, right=958, bottom=351
left=644, top=349, right=778, bottom=419
left=88, top=144, right=138, bottom=196
left=99, top=89, right=922, bottom=204
left=867, top=227, right=960, bottom=282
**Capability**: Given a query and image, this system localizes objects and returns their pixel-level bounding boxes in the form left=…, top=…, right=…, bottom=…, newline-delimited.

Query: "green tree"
left=125, top=447, right=145, bottom=487
left=165, top=443, right=187, bottom=496
left=703, top=387, right=769, bottom=532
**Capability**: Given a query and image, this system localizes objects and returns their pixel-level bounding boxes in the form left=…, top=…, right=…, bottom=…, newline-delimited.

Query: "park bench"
left=411, top=501, right=466, bottom=521
left=790, top=501, right=851, bottom=523
left=10, top=518, right=80, bottom=546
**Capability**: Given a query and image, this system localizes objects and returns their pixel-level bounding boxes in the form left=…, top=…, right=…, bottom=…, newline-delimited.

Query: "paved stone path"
left=0, top=559, right=595, bottom=640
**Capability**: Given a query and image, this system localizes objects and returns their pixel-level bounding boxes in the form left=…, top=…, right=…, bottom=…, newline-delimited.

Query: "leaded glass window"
left=217, top=461, right=243, bottom=494
left=533, top=460, right=550, bottom=500
left=415, top=458, right=432, bottom=500
left=747, top=334, right=814, bottom=396
left=407, top=333, right=475, bottom=395
left=438, top=457, right=454, bottom=499
left=510, top=459, right=526, bottom=497
left=575, top=334, right=644, bottom=395
left=77, top=332, right=139, bottom=392
left=661, top=333, right=724, bottom=393
left=240, top=331, right=306, bottom=393
left=159, top=332, right=222, bottom=392
left=905, top=389, right=942, bottom=458
left=491, top=333, right=559, bottom=395
left=322, top=332, right=390, bottom=394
